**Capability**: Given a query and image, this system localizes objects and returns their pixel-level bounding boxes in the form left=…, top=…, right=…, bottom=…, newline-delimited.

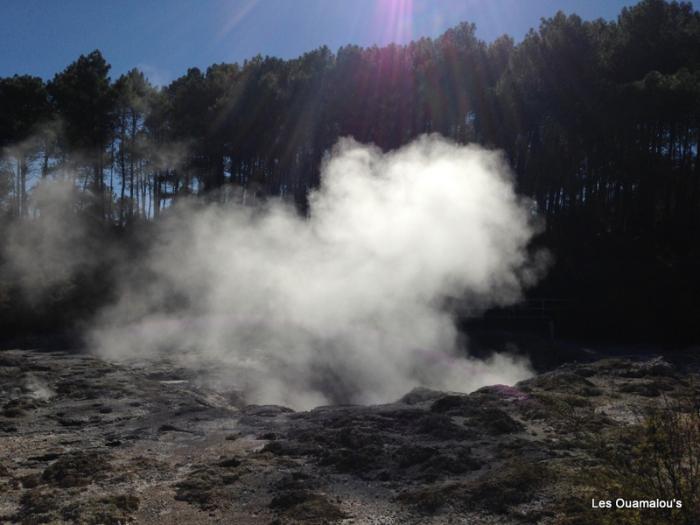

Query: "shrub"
left=580, top=394, right=700, bottom=525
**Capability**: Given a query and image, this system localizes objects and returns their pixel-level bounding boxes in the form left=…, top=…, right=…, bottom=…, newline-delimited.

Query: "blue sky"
left=1, top=0, right=638, bottom=86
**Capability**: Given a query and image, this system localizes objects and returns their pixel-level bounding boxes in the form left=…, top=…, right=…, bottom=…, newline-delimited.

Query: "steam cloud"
left=2, top=178, right=101, bottom=301
left=89, top=135, right=544, bottom=408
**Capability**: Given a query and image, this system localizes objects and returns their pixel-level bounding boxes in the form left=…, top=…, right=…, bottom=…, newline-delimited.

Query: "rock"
left=520, top=372, right=597, bottom=394
left=174, top=467, right=222, bottom=509
left=414, top=413, right=473, bottom=440
left=217, top=457, right=241, bottom=468
left=269, top=490, right=346, bottom=522
left=41, top=451, right=111, bottom=488
left=622, top=357, right=675, bottom=378
left=399, top=387, right=445, bottom=405
left=61, top=494, right=139, bottom=524
left=395, top=445, right=437, bottom=468
left=242, top=404, right=294, bottom=417
left=158, top=423, right=192, bottom=433
left=471, top=408, right=525, bottom=435
left=430, top=394, right=473, bottom=413
left=14, top=489, right=63, bottom=523
left=618, top=382, right=661, bottom=397
left=3, top=347, right=696, bottom=524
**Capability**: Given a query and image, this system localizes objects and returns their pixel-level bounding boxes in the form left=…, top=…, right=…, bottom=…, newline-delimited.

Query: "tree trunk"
left=20, top=156, right=28, bottom=217
left=119, top=120, right=127, bottom=225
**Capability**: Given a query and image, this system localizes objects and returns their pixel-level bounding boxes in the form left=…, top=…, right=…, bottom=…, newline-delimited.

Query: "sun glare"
left=373, top=0, right=415, bottom=44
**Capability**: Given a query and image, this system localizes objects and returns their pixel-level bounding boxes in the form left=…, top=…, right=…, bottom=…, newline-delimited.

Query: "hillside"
left=1, top=346, right=697, bottom=524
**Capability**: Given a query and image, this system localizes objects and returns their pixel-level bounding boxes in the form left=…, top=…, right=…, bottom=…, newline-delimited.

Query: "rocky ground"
left=0, top=345, right=697, bottom=524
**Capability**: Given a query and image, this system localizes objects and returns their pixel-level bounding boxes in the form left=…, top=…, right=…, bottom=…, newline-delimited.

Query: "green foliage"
left=0, top=74, right=50, bottom=147
left=580, top=396, right=700, bottom=525
left=48, top=50, right=115, bottom=154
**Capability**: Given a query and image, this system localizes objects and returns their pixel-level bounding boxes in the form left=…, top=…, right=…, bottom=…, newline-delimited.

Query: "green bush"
left=578, top=395, right=700, bottom=525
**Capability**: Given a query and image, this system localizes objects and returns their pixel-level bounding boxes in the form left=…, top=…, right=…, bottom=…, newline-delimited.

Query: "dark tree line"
left=1, top=0, right=699, bottom=342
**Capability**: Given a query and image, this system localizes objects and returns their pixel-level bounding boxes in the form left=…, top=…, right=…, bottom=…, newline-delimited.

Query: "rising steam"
left=2, top=178, right=101, bottom=301
left=89, top=135, right=544, bottom=408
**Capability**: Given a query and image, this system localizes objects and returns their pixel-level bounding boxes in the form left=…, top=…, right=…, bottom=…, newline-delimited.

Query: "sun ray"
left=372, top=0, right=415, bottom=45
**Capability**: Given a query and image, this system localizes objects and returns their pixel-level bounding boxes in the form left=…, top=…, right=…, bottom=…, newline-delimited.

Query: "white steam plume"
left=91, top=135, right=544, bottom=408
left=2, top=178, right=96, bottom=301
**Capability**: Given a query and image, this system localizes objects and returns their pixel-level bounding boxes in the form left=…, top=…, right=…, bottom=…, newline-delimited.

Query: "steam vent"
left=2, top=0, right=700, bottom=523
